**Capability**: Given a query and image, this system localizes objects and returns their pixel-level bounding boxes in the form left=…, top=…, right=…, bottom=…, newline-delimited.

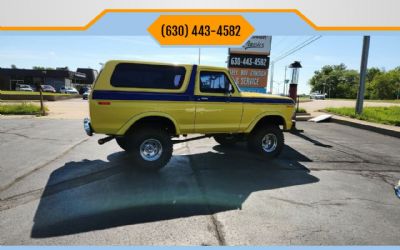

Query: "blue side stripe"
left=92, top=91, right=191, bottom=101
left=92, top=90, right=294, bottom=104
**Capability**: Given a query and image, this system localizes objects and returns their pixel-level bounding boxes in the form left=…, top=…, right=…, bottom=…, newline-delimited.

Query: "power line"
left=273, top=36, right=320, bottom=62
left=273, top=36, right=322, bottom=63
left=273, top=36, right=313, bottom=58
left=268, top=35, right=322, bottom=94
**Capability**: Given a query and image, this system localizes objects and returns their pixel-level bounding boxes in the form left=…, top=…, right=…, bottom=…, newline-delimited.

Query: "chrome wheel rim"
left=140, top=139, right=163, bottom=161
left=261, top=133, right=278, bottom=153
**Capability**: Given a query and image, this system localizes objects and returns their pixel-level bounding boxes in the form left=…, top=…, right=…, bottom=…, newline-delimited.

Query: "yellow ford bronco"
left=84, top=60, right=295, bottom=170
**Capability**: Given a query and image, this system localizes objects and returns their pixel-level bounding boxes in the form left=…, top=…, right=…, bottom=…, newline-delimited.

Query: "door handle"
left=198, top=97, right=208, bottom=101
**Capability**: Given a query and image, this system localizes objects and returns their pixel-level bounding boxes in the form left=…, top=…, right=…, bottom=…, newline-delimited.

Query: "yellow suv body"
left=85, top=60, right=295, bottom=170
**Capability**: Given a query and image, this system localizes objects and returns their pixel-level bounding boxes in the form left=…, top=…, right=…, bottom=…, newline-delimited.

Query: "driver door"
left=194, top=69, right=243, bottom=133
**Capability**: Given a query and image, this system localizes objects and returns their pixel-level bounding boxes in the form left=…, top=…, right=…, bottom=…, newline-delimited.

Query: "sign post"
left=355, top=36, right=370, bottom=115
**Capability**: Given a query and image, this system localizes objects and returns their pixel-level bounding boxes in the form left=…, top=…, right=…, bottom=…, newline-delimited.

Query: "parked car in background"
left=60, top=87, right=79, bottom=94
left=82, top=90, right=90, bottom=100
left=310, top=92, right=326, bottom=100
left=15, top=84, right=33, bottom=92
left=41, top=85, right=56, bottom=93
left=79, top=86, right=91, bottom=95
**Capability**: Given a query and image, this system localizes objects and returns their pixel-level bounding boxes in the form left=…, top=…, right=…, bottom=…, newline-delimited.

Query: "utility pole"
left=283, top=66, right=287, bottom=95
left=355, top=36, right=370, bottom=115
left=39, top=70, right=46, bottom=116
left=198, top=48, right=201, bottom=65
left=269, top=61, right=274, bottom=94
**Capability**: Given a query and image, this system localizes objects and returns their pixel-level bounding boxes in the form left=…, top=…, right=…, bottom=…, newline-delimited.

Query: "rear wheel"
left=126, top=128, right=173, bottom=171
left=214, top=134, right=239, bottom=146
left=248, top=125, right=284, bottom=159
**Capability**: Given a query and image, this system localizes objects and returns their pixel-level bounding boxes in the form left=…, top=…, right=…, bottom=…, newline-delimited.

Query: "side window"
left=200, top=71, right=234, bottom=94
left=110, top=63, right=186, bottom=89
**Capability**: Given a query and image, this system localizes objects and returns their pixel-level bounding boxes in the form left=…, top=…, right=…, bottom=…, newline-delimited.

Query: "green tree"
left=32, top=66, right=45, bottom=70
left=369, top=68, right=400, bottom=99
left=32, top=66, right=55, bottom=70
left=309, top=64, right=359, bottom=98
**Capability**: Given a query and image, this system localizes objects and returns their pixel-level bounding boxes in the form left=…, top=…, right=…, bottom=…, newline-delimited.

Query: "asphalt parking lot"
left=0, top=118, right=399, bottom=245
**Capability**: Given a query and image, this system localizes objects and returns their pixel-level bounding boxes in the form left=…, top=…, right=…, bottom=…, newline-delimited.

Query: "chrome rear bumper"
left=83, top=118, right=93, bottom=136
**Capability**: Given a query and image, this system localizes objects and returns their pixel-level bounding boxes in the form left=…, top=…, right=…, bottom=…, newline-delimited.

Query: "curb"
left=330, top=117, right=400, bottom=139
left=296, top=117, right=312, bottom=121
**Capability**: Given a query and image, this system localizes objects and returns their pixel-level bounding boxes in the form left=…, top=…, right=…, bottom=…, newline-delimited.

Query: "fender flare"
left=116, top=112, right=180, bottom=135
left=244, top=112, right=287, bottom=133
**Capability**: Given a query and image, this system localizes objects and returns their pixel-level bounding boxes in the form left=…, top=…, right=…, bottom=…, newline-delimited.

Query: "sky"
left=1, top=35, right=400, bottom=94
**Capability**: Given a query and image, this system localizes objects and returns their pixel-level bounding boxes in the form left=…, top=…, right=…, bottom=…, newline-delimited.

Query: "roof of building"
left=0, top=68, right=87, bottom=79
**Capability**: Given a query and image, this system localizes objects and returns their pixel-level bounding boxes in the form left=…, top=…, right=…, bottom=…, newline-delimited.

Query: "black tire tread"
left=126, top=127, right=173, bottom=170
left=248, top=125, right=284, bottom=159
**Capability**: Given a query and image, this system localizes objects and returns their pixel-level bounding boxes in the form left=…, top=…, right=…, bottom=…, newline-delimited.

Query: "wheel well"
left=252, top=115, right=285, bottom=132
left=128, top=116, right=177, bottom=136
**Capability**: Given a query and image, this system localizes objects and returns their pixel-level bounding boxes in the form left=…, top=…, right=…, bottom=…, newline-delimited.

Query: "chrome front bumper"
left=83, top=118, right=93, bottom=136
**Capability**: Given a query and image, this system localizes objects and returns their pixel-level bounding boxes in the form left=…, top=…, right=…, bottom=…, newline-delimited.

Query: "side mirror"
left=225, top=84, right=233, bottom=96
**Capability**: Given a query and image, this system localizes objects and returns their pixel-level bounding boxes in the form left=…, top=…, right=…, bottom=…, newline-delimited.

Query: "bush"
left=325, top=106, right=400, bottom=126
left=0, top=103, right=46, bottom=115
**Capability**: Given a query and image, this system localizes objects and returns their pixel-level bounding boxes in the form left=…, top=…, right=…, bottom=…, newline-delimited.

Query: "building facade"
left=0, top=67, right=98, bottom=91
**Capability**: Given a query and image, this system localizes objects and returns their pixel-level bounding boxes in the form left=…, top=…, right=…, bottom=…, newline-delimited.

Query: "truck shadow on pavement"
left=31, top=144, right=319, bottom=238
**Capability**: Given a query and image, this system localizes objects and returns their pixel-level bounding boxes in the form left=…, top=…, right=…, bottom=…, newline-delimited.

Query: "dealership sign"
left=228, top=36, right=271, bottom=92
left=229, top=36, right=271, bottom=55
left=229, top=68, right=268, bottom=88
left=228, top=54, right=270, bottom=69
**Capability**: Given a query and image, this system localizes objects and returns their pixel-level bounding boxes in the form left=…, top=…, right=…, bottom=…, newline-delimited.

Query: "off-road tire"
left=126, top=128, right=173, bottom=171
left=115, top=137, right=128, bottom=151
left=214, top=134, right=238, bottom=146
left=248, top=125, right=284, bottom=159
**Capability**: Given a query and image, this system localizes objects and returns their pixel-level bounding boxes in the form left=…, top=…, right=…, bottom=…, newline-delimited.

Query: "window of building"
left=111, top=63, right=186, bottom=89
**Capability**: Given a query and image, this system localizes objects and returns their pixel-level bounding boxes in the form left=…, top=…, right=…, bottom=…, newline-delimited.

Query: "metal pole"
left=269, top=61, right=274, bottom=94
left=355, top=36, right=370, bottom=115
left=283, top=66, right=287, bottom=95
left=198, top=48, right=201, bottom=65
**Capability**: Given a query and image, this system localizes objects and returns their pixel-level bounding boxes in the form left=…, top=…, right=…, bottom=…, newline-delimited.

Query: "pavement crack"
left=0, top=137, right=89, bottom=192
left=0, top=130, right=62, bottom=142
left=359, top=171, right=397, bottom=187
left=209, top=214, right=226, bottom=246
left=0, top=163, right=125, bottom=211
left=185, top=141, right=227, bottom=246
left=308, top=133, right=399, bottom=167
left=269, top=196, right=396, bottom=208
left=0, top=188, right=43, bottom=211
left=269, top=197, right=313, bottom=207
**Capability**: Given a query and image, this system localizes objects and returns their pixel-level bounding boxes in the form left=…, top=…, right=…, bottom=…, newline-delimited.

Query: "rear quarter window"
left=110, top=63, right=186, bottom=89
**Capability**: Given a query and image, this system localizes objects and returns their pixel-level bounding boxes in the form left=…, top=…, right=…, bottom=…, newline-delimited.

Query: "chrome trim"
left=83, top=118, right=93, bottom=136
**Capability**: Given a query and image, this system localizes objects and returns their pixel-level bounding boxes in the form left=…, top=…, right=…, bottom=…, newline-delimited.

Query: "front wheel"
left=248, top=125, right=284, bottom=159
left=126, top=128, right=173, bottom=171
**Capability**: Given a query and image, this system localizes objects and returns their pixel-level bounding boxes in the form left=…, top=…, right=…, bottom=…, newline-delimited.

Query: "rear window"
left=110, top=63, right=186, bottom=89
